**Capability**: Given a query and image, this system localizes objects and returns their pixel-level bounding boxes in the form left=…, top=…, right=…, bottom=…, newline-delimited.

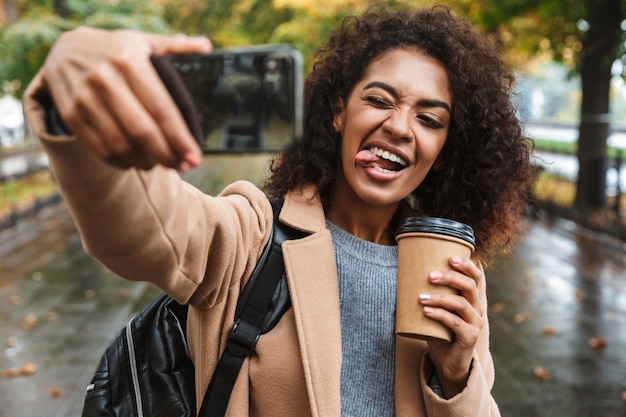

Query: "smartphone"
left=151, top=45, right=303, bottom=154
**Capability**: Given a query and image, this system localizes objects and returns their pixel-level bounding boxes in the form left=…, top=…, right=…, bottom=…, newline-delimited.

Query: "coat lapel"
left=279, top=186, right=342, bottom=417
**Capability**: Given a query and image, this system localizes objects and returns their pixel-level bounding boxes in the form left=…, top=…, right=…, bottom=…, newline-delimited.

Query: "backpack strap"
left=198, top=199, right=307, bottom=417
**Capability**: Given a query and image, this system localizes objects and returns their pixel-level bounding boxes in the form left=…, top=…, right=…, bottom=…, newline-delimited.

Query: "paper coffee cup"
left=395, top=217, right=475, bottom=342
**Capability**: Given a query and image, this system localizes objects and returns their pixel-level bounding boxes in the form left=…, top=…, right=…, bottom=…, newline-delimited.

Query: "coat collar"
left=278, top=185, right=342, bottom=417
left=279, top=184, right=417, bottom=236
left=279, top=184, right=326, bottom=234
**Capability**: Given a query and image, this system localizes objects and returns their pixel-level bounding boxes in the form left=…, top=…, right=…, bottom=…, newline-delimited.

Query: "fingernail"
left=185, top=151, right=202, bottom=167
left=419, top=293, right=431, bottom=302
left=178, top=161, right=190, bottom=173
left=429, top=271, right=442, bottom=281
left=451, top=256, right=462, bottom=264
left=423, top=306, right=435, bottom=315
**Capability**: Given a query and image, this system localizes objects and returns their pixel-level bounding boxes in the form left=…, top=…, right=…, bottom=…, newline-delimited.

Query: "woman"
left=24, top=5, right=533, bottom=417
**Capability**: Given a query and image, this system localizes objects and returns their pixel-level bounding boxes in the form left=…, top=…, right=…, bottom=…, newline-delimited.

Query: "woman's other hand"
left=418, top=256, right=485, bottom=398
left=41, top=26, right=212, bottom=172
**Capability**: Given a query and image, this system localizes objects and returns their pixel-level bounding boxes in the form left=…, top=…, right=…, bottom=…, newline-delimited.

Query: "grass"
left=531, top=169, right=626, bottom=240
left=532, top=138, right=578, bottom=154
left=0, top=170, right=58, bottom=217
left=533, top=171, right=577, bottom=206
left=533, top=138, right=626, bottom=159
left=532, top=167, right=625, bottom=214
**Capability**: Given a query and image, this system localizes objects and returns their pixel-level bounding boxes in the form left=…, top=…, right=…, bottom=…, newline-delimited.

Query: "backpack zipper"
left=126, top=318, right=144, bottom=417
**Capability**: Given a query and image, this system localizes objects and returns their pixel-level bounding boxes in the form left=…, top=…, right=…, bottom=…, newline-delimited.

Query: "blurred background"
left=1, top=0, right=625, bottom=235
left=0, top=1, right=625, bottom=416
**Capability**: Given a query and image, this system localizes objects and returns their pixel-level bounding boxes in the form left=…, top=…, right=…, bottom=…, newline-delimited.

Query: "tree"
left=164, top=0, right=626, bottom=210
left=576, top=0, right=623, bottom=208
left=461, top=0, right=625, bottom=210
left=0, top=0, right=445, bottom=97
left=0, top=0, right=169, bottom=98
left=160, top=0, right=294, bottom=46
left=159, top=0, right=424, bottom=70
left=0, top=14, right=69, bottom=98
left=6, top=0, right=621, bottom=211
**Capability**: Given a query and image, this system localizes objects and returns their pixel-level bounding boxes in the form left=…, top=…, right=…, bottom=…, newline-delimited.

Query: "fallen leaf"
left=542, top=326, right=558, bottom=336
left=588, top=337, right=608, bottom=350
left=47, top=311, right=58, bottom=322
left=21, top=314, right=38, bottom=330
left=491, top=302, right=505, bottom=313
left=1, top=362, right=37, bottom=378
left=1, top=367, right=22, bottom=378
left=7, top=295, right=22, bottom=306
left=513, top=312, right=530, bottom=323
left=84, top=289, right=96, bottom=299
left=534, top=365, right=550, bottom=381
left=21, top=362, right=37, bottom=376
left=46, top=387, right=63, bottom=398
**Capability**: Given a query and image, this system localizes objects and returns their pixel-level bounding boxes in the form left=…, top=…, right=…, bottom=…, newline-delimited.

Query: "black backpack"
left=81, top=201, right=306, bottom=417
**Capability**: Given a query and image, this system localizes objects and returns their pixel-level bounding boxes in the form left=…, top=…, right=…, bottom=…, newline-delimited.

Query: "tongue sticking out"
left=356, top=149, right=404, bottom=171
left=355, top=149, right=378, bottom=164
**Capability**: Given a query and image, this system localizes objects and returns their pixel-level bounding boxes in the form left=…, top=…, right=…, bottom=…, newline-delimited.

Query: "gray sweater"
left=326, top=220, right=398, bottom=417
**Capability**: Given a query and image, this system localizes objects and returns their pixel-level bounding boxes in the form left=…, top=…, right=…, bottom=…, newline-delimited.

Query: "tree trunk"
left=576, top=0, right=623, bottom=209
left=2, top=0, right=19, bottom=23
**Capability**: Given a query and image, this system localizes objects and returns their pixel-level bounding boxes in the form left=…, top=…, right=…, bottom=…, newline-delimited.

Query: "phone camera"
left=266, top=59, right=278, bottom=71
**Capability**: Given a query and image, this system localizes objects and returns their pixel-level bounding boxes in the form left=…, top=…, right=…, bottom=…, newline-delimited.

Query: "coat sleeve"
left=23, top=71, right=272, bottom=310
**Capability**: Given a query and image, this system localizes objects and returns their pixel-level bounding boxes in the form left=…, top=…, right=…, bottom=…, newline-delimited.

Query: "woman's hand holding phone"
left=41, top=26, right=212, bottom=171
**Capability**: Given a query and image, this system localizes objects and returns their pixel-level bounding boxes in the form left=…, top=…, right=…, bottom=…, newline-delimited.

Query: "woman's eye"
left=366, top=96, right=392, bottom=108
left=417, top=114, right=443, bottom=129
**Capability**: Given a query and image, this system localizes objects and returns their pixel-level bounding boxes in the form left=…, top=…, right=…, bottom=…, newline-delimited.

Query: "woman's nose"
left=382, top=108, right=413, bottom=142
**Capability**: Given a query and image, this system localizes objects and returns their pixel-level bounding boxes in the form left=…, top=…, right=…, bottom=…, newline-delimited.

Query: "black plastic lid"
left=395, top=216, right=475, bottom=247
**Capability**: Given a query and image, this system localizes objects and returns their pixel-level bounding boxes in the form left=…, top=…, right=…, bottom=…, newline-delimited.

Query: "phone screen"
left=152, top=46, right=303, bottom=154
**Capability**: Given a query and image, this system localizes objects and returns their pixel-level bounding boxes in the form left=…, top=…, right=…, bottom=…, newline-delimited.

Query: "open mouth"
left=368, top=146, right=407, bottom=172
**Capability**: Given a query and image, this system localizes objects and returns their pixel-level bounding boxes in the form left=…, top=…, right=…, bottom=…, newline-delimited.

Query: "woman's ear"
left=333, top=99, right=345, bottom=133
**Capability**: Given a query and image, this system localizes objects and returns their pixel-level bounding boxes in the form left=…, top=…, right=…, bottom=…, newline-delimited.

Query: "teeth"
left=373, top=165, right=394, bottom=174
left=369, top=147, right=407, bottom=166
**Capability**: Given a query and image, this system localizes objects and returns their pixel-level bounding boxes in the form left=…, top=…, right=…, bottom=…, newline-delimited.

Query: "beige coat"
left=25, top=73, right=501, bottom=417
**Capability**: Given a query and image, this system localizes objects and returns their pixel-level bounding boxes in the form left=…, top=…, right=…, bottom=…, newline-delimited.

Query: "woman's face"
left=333, top=48, right=451, bottom=209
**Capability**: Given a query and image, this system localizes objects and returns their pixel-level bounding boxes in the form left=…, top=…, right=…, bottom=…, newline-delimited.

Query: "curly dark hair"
left=263, top=4, right=534, bottom=261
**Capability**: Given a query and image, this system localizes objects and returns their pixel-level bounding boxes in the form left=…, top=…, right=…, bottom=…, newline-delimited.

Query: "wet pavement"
left=1, top=157, right=626, bottom=416
left=488, top=216, right=626, bottom=416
